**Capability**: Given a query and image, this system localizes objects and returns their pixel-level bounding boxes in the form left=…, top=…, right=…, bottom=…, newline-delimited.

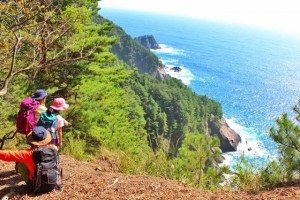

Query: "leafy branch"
left=0, top=0, right=103, bottom=96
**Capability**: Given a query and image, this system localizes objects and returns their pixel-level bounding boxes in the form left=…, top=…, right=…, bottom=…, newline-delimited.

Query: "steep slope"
left=1, top=155, right=300, bottom=199
left=92, top=15, right=169, bottom=79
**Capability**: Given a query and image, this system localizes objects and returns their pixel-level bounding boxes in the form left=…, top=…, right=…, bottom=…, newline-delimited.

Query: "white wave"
left=164, top=64, right=194, bottom=85
left=194, top=77, right=207, bottom=83
left=220, top=117, right=276, bottom=169
left=152, top=44, right=194, bottom=85
left=152, top=44, right=186, bottom=55
left=160, top=58, right=179, bottom=64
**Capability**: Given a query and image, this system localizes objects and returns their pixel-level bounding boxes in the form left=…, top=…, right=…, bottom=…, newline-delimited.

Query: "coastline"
left=158, top=64, right=242, bottom=155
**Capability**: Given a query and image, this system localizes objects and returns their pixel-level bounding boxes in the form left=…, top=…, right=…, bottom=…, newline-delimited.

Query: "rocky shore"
left=210, top=117, right=241, bottom=153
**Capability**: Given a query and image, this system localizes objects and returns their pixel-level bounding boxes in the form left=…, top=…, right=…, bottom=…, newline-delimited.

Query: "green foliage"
left=168, top=133, right=222, bottom=188
left=0, top=0, right=112, bottom=96
left=130, top=73, right=223, bottom=157
left=143, top=149, right=169, bottom=177
left=229, top=156, right=262, bottom=192
left=229, top=158, right=284, bottom=192
left=294, top=99, right=300, bottom=122
left=57, top=61, right=225, bottom=182
left=269, top=100, right=300, bottom=181
left=203, top=165, right=230, bottom=190
left=260, top=161, right=282, bottom=188
left=64, top=64, right=153, bottom=173
left=62, top=133, right=93, bottom=160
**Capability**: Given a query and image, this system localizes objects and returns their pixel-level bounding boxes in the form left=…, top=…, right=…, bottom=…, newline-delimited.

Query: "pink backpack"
left=16, top=98, right=40, bottom=134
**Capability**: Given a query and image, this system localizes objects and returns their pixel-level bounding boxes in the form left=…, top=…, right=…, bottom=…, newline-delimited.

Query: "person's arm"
left=0, top=149, right=35, bottom=180
left=0, top=149, right=32, bottom=162
left=56, top=115, right=65, bottom=147
left=63, top=119, right=71, bottom=126
left=57, top=127, right=63, bottom=147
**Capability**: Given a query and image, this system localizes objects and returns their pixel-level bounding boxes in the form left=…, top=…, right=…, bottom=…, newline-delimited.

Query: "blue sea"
left=99, top=9, right=300, bottom=168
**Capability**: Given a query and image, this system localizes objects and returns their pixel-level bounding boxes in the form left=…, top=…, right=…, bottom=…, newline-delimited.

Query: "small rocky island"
left=170, top=66, right=182, bottom=72
left=134, top=35, right=161, bottom=49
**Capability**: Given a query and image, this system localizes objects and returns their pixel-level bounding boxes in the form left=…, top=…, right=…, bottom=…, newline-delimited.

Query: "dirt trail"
left=1, top=155, right=300, bottom=200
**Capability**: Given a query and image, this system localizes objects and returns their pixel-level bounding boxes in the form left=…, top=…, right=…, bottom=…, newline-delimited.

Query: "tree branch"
left=0, top=33, right=21, bottom=96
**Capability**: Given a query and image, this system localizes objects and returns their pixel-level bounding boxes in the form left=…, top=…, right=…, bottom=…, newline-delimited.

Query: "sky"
left=98, top=0, right=300, bottom=36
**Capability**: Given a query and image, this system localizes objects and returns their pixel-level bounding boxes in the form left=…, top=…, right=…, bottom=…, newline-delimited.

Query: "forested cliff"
left=0, top=1, right=238, bottom=188
left=94, top=15, right=241, bottom=153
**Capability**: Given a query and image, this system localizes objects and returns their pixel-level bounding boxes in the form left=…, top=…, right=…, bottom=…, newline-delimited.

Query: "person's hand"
left=64, top=120, right=72, bottom=126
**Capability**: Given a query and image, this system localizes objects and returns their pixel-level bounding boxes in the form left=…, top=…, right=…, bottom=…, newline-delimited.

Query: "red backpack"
left=16, top=98, right=40, bottom=134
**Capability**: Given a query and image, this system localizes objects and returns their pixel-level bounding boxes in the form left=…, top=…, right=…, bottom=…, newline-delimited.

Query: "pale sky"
left=98, top=0, right=300, bottom=36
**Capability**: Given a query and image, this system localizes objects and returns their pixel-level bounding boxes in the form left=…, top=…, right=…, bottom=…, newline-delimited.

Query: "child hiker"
left=49, top=98, right=70, bottom=148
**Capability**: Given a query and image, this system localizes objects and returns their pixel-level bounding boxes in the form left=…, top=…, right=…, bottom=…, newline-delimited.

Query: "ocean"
left=99, top=9, right=300, bottom=168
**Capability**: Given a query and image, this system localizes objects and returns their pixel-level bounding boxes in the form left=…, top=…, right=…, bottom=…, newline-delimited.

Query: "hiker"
left=0, top=126, right=63, bottom=193
left=16, top=89, right=47, bottom=135
left=49, top=98, right=70, bottom=148
left=32, top=89, right=48, bottom=123
left=15, top=89, right=47, bottom=173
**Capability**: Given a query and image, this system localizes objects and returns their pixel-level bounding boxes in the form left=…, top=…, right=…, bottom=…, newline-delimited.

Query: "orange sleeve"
left=0, top=149, right=35, bottom=180
left=0, top=149, right=32, bottom=162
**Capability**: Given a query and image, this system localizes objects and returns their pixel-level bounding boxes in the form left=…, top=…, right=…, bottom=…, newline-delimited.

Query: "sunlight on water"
left=155, top=44, right=279, bottom=170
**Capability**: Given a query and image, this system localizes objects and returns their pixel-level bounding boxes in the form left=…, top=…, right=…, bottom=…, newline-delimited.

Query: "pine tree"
left=269, top=99, right=300, bottom=180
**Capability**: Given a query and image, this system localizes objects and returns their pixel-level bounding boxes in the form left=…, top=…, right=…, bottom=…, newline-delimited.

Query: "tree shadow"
left=0, top=170, right=22, bottom=184
left=0, top=184, right=30, bottom=199
left=0, top=170, right=23, bottom=196
left=0, top=170, right=50, bottom=199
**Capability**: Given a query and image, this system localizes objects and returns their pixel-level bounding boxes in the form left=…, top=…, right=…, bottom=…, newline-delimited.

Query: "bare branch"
left=0, top=33, right=21, bottom=96
left=13, top=47, right=97, bottom=76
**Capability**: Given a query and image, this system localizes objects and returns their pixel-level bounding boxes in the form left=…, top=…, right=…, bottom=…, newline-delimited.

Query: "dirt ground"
left=1, top=155, right=300, bottom=200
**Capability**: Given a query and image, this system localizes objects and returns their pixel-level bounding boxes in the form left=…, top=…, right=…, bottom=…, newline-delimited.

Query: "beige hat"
left=27, top=126, right=51, bottom=146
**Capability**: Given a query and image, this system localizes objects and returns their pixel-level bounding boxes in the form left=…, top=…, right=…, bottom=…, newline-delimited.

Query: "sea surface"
left=99, top=9, right=300, bottom=169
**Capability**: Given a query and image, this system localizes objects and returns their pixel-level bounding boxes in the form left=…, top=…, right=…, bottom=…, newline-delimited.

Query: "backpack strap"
left=49, top=109, right=59, bottom=130
left=51, top=112, right=60, bottom=138
left=33, top=164, right=42, bottom=192
left=56, top=157, right=64, bottom=189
